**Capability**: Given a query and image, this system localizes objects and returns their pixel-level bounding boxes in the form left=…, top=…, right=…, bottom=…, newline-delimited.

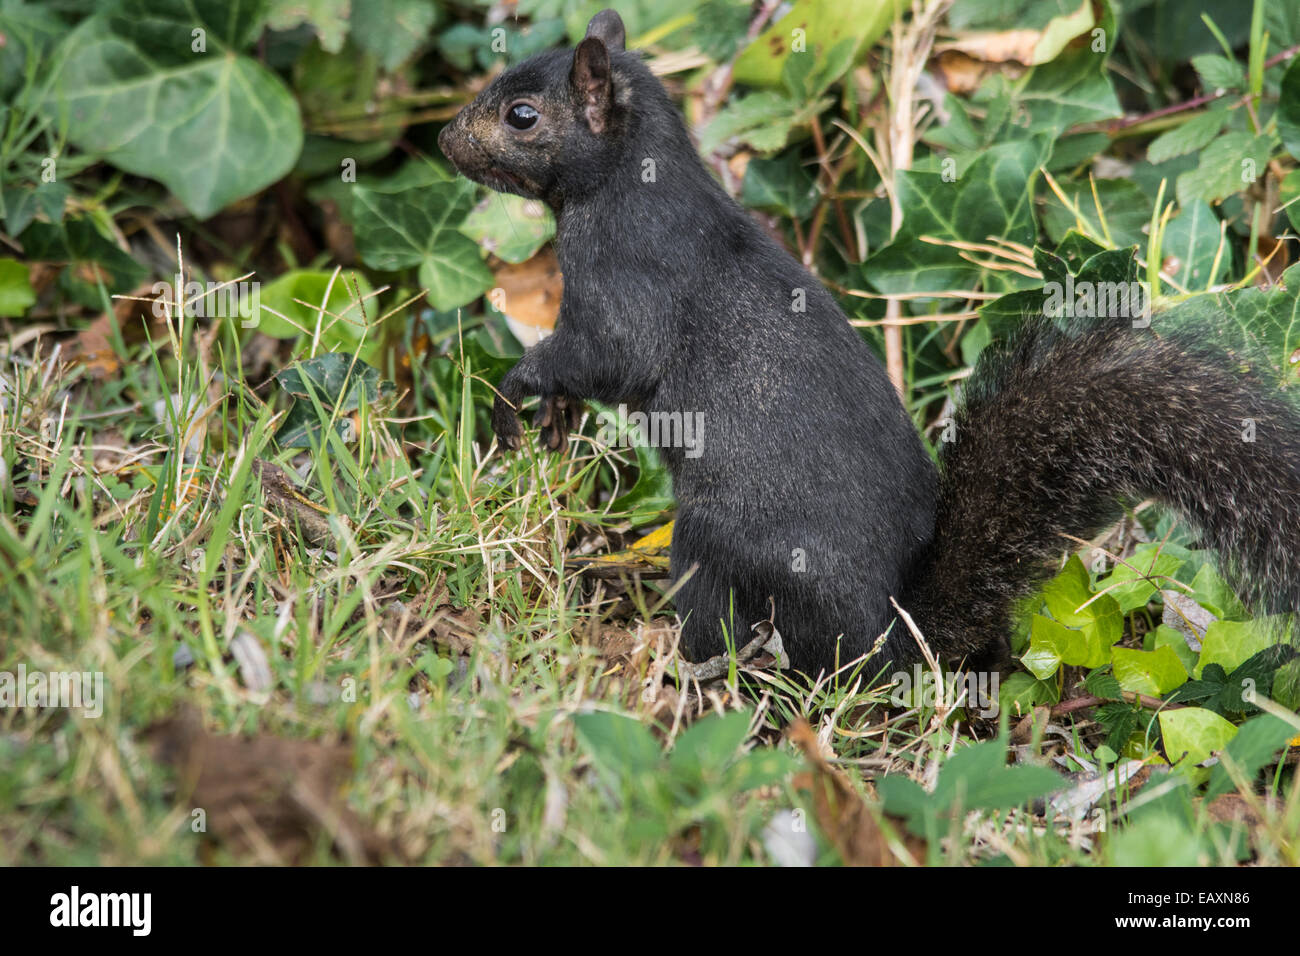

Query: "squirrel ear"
left=571, top=37, right=613, bottom=133
left=584, top=9, right=626, bottom=51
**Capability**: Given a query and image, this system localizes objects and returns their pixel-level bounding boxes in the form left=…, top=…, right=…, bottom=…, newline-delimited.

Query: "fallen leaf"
left=1050, top=759, right=1147, bottom=821
left=145, top=707, right=392, bottom=864
left=490, top=248, right=562, bottom=347
left=788, top=719, right=924, bottom=866
left=933, top=50, right=995, bottom=94
left=254, top=458, right=337, bottom=547
left=937, top=0, right=1095, bottom=66
left=571, top=521, right=673, bottom=578
left=66, top=282, right=167, bottom=378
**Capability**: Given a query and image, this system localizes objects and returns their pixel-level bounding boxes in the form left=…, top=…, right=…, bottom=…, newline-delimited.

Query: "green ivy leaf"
left=1041, top=555, right=1123, bottom=661
left=1112, top=645, right=1188, bottom=696
left=460, top=193, right=555, bottom=265
left=1152, top=261, right=1300, bottom=382
left=1054, top=230, right=1109, bottom=269
left=2, top=180, right=69, bottom=236
left=742, top=152, right=820, bottom=220
left=267, top=0, right=350, bottom=54
left=53, top=14, right=302, bottom=219
left=867, top=136, right=1053, bottom=300
left=1206, top=713, right=1297, bottom=799
left=0, top=0, right=67, bottom=99
left=1153, top=625, right=1198, bottom=677
left=1022, top=614, right=1083, bottom=679
left=781, top=37, right=857, bottom=100
left=1158, top=706, right=1238, bottom=767
left=255, top=269, right=377, bottom=354
left=1002, top=47, right=1122, bottom=136
left=1097, top=542, right=1183, bottom=612
left=0, top=258, right=36, bottom=317
left=998, top=670, right=1059, bottom=716
left=351, top=180, right=493, bottom=310
left=350, top=0, right=437, bottom=71
left=106, top=0, right=271, bottom=54
left=1160, top=199, right=1224, bottom=292
left=1195, top=618, right=1282, bottom=679
left=1041, top=178, right=1151, bottom=249
left=1188, top=563, right=1247, bottom=619
left=274, top=353, right=394, bottom=448
left=731, top=0, right=893, bottom=88
left=19, top=218, right=148, bottom=303
left=276, top=352, right=393, bottom=411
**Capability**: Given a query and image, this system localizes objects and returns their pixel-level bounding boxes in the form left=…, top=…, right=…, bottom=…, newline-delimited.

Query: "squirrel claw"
left=492, top=395, right=523, bottom=451
left=535, top=395, right=582, bottom=451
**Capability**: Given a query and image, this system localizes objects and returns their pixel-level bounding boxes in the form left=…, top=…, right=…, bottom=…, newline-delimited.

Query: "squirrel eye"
left=505, top=103, right=539, bottom=131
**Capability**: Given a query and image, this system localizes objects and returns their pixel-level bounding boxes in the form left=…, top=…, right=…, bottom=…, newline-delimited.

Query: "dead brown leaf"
left=254, top=457, right=336, bottom=547
left=491, top=248, right=562, bottom=346
left=939, top=29, right=1046, bottom=65
left=788, top=719, right=924, bottom=866
left=145, top=707, right=393, bottom=864
left=932, top=50, right=995, bottom=95
left=65, top=282, right=169, bottom=378
left=402, top=576, right=482, bottom=655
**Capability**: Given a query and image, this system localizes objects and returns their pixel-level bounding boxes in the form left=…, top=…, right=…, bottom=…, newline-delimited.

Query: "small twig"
left=808, top=117, right=859, bottom=262
left=1073, top=42, right=1300, bottom=135
left=1051, top=692, right=1184, bottom=717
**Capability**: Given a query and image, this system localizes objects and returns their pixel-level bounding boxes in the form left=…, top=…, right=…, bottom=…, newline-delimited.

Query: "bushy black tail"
left=898, top=314, right=1300, bottom=667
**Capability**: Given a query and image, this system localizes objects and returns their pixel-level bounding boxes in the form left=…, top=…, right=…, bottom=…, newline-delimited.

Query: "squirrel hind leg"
left=673, top=569, right=761, bottom=663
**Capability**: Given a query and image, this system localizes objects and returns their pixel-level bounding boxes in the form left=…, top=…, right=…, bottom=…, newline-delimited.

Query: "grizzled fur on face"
left=442, top=10, right=1300, bottom=677
left=439, top=10, right=657, bottom=206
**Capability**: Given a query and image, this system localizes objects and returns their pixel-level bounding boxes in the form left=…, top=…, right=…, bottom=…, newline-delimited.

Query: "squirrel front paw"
left=492, top=393, right=523, bottom=451
left=534, top=395, right=583, bottom=451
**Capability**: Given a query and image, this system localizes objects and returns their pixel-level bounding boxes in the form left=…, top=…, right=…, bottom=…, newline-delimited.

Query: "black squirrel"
left=439, top=10, right=1300, bottom=676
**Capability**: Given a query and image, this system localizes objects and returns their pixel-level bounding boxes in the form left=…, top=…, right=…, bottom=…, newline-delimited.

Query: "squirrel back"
left=441, top=10, right=1300, bottom=676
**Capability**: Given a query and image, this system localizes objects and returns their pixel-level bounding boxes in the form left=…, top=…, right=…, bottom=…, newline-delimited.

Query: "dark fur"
left=440, top=12, right=1300, bottom=676
left=902, top=316, right=1300, bottom=670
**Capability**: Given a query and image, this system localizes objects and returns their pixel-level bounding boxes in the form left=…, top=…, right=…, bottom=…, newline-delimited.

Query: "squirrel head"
left=439, top=10, right=635, bottom=205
